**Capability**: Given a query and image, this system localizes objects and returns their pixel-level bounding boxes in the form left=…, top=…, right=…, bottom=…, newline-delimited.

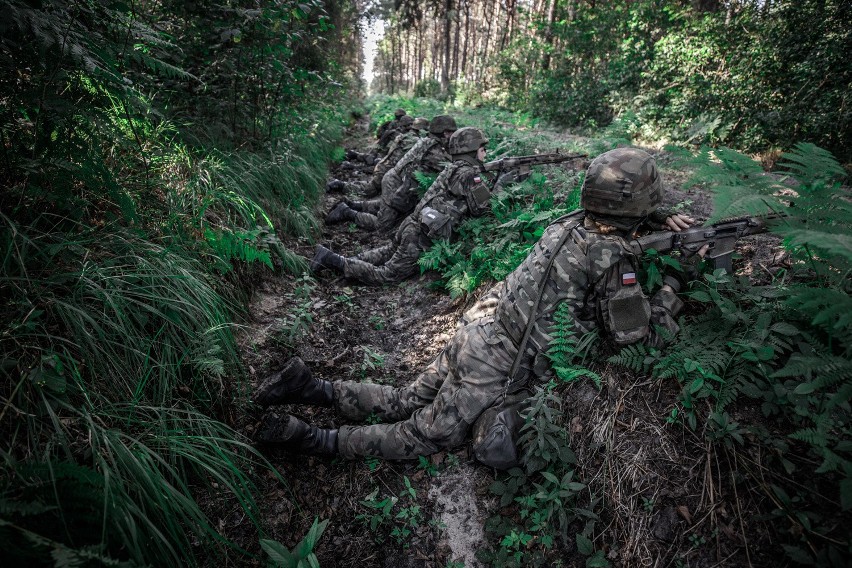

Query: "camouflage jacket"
left=412, top=158, right=491, bottom=240
left=373, top=130, right=420, bottom=180
left=393, top=135, right=450, bottom=180
left=495, top=211, right=683, bottom=371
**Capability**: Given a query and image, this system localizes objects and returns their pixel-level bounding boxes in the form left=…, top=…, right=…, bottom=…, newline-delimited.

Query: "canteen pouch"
left=471, top=391, right=530, bottom=470
left=420, top=206, right=453, bottom=239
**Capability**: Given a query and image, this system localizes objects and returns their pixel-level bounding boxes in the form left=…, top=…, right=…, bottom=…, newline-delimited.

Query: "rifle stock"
left=630, top=214, right=782, bottom=272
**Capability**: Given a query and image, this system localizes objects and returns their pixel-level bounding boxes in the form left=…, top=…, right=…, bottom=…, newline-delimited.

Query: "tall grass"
left=1, top=104, right=345, bottom=566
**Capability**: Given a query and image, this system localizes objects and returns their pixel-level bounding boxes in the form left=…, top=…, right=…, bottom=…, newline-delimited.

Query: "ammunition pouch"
left=387, top=177, right=418, bottom=213
left=419, top=206, right=453, bottom=240
left=471, top=390, right=531, bottom=470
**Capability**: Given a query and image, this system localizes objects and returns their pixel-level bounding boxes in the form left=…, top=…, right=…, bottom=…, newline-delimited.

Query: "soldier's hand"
left=663, top=243, right=711, bottom=293
left=665, top=213, right=695, bottom=232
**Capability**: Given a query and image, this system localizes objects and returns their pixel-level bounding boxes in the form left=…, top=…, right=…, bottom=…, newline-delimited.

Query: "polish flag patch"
left=622, top=272, right=637, bottom=285
left=473, top=175, right=482, bottom=184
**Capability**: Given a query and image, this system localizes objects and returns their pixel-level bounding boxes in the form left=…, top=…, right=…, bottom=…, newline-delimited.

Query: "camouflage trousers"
left=344, top=176, right=381, bottom=198
left=343, top=217, right=431, bottom=285
left=348, top=198, right=405, bottom=233
left=334, top=317, right=519, bottom=459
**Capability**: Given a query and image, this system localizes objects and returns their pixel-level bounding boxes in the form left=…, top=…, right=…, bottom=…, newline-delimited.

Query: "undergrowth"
left=0, top=2, right=348, bottom=564
left=608, top=142, right=852, bottom=565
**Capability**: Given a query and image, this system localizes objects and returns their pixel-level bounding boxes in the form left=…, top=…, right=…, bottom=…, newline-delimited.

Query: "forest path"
left=238, top=115, right=489, bottom=567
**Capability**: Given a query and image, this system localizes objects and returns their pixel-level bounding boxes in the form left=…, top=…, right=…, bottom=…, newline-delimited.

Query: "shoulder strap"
left=507, top=216, right=583, bottom=382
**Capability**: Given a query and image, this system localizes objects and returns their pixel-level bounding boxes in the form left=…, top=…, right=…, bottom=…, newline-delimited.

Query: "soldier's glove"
left=646, top=209, right=675, bottom=231
left=494, top=170, right=519, bottom=191
left=663, top=250, right=704, bottom=293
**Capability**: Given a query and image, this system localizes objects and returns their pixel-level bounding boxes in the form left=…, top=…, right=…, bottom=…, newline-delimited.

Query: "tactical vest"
left=375, top=131, right=420, bottom=177
left=495, top=211, right=589, bottom=351
left=392, top=137, right=441, bottom=179
left=415, top=161, right=489, bottom=240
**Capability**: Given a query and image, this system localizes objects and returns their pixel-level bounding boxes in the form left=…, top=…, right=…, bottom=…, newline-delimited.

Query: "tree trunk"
left=542, top=0, right=558, bottom=70
left=461, top=1, right=471, bottom=78
left=441, top=0, right=453, bottom=93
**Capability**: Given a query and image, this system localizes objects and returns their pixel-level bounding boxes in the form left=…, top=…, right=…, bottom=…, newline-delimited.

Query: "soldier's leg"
left=348, top=198, right=382, bottom=214
left=375, top=205, right=406, bottom=233
left=341, top=179, right=366, bottom=194
left=343, top=238, right=422, bottom=285
left=337, top=321, right=516, bottom=459
left=350, top=211, right=379, bottom=231
left=333, top=348, right=450, bottom=422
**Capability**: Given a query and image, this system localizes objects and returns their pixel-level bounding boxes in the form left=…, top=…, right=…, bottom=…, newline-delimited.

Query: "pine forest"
left=0, top=0, right=850, bottom=566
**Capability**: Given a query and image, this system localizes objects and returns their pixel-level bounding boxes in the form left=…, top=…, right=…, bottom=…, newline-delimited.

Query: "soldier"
left=343, top=108, right=409, bottom=167
left=325, top=115, right=458, bottom=232
left=328, top=115, right=421, bottom=197
left=254, top=147, right=706, bottom=463
left=311, top=126, right=493, bottom=286
left=376, top=108, right=407, bottom=143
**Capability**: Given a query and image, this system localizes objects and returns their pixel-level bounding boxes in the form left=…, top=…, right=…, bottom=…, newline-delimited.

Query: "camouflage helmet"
left=448, top=127, right=488, bottom=155
left=580, top=148, right=663, bottom=217
left=429, top=114, right=458, bottom=135
left=397, top=115, right=414, bottom=129
left=412, top=117, right=430, bottom=131
left=394, top=108, right=407, bottom=118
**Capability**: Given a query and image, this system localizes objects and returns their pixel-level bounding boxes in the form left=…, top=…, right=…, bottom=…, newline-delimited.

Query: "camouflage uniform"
left=347, top=136, right=451, bottom=232
left=343, top=157, right=491, bottom=285
left=335, top=212, right=683, bottom=459
left=345, top=128, right=421, bottom=197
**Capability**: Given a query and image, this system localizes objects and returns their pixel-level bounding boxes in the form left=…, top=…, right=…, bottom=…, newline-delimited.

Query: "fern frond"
left=777, top=142, right=846, bottom=187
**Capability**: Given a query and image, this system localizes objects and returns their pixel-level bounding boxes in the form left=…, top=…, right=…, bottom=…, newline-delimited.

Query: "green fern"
left=204, top=228, right=274, bottom=272
left=546, top=302, right=601, bottom=387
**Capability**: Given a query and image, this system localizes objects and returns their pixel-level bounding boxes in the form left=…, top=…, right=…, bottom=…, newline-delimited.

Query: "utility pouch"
left=471, top=181, right=491, bottom=208
left=607, top=284, right=651, bottom=344
left=471, top=390, right=531, bottom=470
left=387, top=178, right=418, bottom=212
left=419, top=206, right=453, bottom=239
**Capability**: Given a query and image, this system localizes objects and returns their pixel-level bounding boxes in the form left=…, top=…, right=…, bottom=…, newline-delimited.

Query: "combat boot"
left=344, top=198, right=363, bottom=211
left=256, top=413, right=338, bottom=457
left=309, top=245, right=345, bottom=274
left=325, top=202, right=358, bottom=224
left=326, top=179, right=345, bottom=193
left=253, top=356, right=333, bottom=408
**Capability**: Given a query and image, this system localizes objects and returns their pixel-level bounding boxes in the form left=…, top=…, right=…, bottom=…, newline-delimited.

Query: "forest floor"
left=232, top=116, right=789, bottom=567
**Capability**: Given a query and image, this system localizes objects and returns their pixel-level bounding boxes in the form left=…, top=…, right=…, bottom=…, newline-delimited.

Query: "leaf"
left=840, top=478, right=852, bottom=511
left=261, top=539, right=295, bottom=565
left=576, top=533, right=594, bottom=556
left=586, top=550, right=611, bottom=567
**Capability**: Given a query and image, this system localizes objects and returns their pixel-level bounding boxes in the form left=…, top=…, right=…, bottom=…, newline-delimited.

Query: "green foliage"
left=261, top=518, right=329, bottom=568
left=419, top=169, right=583, bottom=297
left=488, top=0, right=852, bottom=161
left=479, top=384, right=600, bottom=567
left=610, top=144, right=852, bottom=564
left=356, top=477, right=423, bottom=548
left=546, top=303, right=601, bottom=387
left=0, top=0, right=353, bottom=564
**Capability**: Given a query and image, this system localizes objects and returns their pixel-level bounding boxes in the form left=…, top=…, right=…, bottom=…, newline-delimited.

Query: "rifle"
left=481, top=150, right=587, bottom=178
left=630, top=213, right=784, bottom=274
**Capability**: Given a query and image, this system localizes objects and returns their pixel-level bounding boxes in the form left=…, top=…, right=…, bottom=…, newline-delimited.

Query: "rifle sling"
left=507, top=217, right=582, bottom=384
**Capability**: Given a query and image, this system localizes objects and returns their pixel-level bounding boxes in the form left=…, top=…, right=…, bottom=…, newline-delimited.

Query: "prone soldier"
left=325, top=114, right=459, bottom=232
left=328, top=115, right=420, bottom=197
left=344, top=108, right=409, bottom=167
left=255, top=148, right=706, bottom=465
left=311, top=126, right=494, bottom=286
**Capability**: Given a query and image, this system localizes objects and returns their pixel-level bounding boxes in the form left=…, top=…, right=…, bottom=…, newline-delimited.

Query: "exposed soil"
left=230, top=117, right=793, bottom=567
